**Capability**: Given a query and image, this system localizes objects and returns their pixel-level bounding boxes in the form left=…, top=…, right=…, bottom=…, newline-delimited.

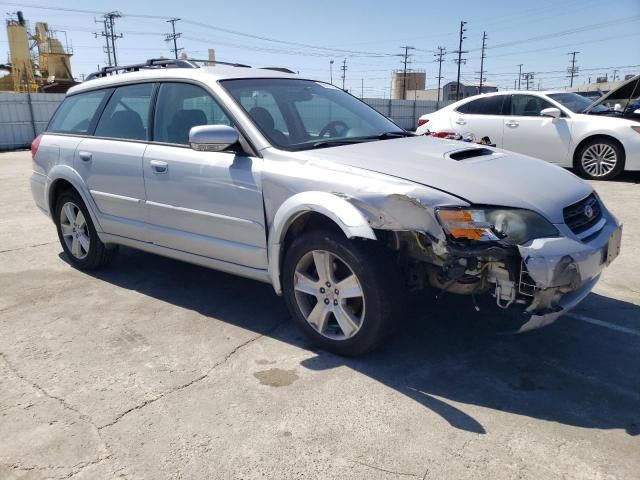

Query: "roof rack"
left=85, top=58, right=294, bottom=81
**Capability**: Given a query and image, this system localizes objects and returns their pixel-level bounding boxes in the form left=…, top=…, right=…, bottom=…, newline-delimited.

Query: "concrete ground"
left=0, top=150, right=638, bottom=480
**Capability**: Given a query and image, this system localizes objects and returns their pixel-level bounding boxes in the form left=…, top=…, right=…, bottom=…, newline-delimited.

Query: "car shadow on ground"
left=67, top=247, right=640, bottom=437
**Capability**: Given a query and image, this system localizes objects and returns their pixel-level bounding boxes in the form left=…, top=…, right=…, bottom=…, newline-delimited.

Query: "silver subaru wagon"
left=30, top=59, right=622, bottom=355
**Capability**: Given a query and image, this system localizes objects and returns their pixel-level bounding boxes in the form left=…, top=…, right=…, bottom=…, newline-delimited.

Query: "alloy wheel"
left=581, top=143, right=618, bottom=177
left=59, top=201, right=90, bottom=260
left=293, top=250, right=365, bottom=340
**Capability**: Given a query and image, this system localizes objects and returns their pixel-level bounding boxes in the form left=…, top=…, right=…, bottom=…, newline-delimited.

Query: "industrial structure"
left=391, top=70, right=426, bottom=99
left=0, top=11, right=76, bottom=93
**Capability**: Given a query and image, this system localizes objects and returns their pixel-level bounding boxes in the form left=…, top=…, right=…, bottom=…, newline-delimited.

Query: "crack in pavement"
left=352, top=460, right=421, bottom=478
left=5, top=454, right=113, bottom=480
left=98, top=317, right=288, bottom=430
left=1, top=353, right=114, bottom=478
left=0, top=241, right=58, bottom=254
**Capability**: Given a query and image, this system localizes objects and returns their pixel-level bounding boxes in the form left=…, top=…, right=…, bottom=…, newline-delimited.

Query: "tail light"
left=418, top=118, right=429, bottom=127
left=31, top=134, right=42, bottom=159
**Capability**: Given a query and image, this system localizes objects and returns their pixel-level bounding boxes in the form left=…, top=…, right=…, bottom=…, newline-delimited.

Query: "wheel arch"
left=267, top=191, right=376, bottom=295
left=572, top=134, right=626, bottom=168
left=46, top=166, right=103, bottom=233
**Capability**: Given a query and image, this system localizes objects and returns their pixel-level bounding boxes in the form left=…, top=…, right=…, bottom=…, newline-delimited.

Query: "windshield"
left=220, top=78, right=406, bottom=150
left=548, top=92, right=609, bottom=113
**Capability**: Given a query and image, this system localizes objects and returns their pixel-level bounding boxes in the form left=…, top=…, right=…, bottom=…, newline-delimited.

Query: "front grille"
left=563, top=193, right=602, bottom=235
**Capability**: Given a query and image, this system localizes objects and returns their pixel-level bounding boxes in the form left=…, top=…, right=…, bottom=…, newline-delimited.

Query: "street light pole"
left=330, top=60, right=334, bottom=85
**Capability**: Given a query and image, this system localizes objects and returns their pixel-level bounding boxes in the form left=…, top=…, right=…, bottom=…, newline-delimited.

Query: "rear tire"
left=575, top=138, right=625, bottom=180
left=55, top=190, right=117, bottom=270
left=282, top=229, right=404, bottom=356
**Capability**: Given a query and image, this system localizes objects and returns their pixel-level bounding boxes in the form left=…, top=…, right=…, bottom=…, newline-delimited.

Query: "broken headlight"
left=436, top=207, right=558, bottom=244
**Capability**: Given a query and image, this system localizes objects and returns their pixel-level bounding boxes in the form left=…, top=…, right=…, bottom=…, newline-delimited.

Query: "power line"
left=567, top=51, right=580, bottom=87
left=104, top=11, right=123, bottom=67
left=517, top=64, right=523, bottom=90
left=452, top=20, right=468, bottom=101
left=478, top=31, right=488, bottom=92
left=434, top=46, right=446, bottom=109
left=400, top=46, right=415, bottom=100
left=165, top=18, right=183, bottom=59
left=522, top=72, right=535, bottom=90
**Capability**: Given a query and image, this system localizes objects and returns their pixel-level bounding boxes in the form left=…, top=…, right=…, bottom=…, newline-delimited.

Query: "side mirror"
left=634, top=109, right=640, bottom=115
left=540, top=107, right=562, bottom=118
left=613, top=103, right=623, bottom=112
left=189, top=125, right=239, bottom=152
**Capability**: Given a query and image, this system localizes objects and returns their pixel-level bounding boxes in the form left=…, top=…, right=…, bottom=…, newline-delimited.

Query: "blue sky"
left=1, top=0, right=639, bottom=96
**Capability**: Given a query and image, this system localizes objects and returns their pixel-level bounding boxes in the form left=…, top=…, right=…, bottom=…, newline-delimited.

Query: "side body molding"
left=45, top=165, right=104, bottom=234
left=267, top=191, right=376, bottom=294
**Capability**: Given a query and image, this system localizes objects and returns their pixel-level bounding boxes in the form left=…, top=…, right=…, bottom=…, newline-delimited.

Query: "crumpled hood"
left=300, top=136, right=592, bottom=223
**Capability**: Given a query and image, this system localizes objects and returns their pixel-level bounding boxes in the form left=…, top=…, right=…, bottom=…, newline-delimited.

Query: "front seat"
left=167, top=109, right=207, bottom=144
left=248, top=107, right=289, bottom=145
left=98, top=110, right=146, bottom=140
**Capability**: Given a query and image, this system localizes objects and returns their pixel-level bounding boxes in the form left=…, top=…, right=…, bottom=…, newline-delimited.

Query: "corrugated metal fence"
left=0, top=93, right=445, bottom=151
left=363, top=98, right=445, bottom=130
left=0, top=92, right=65, bottom=151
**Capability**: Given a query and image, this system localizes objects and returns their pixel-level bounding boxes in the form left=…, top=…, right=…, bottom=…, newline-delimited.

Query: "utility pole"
left=400, top=46, right=415, bottom=100
left=165, top=18, right=183, bottom=59
left=517, top=63, right=523, bottom=90
left=340, top=58, right=347, bottom=91
left=567, top=51, right=580, bottom=88
left=612, top=69, right=618, bottom=82
left=94, top=18, right=112, bottom=67
left=522, top=72, right=534, bottom=91
left=478, top=31, right=488, bottom=93
left=104, top=12, right=123, bottom=67
left=434, top=46, right=446, bottom=109
left=361, top=78, right=364, bottom=98
left=329, top=60, right=334, bottom=84
left=452, top=21, right=468, bottom=100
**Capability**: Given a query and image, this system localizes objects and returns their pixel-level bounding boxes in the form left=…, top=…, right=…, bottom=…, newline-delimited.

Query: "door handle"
left=150, top=160, right=168, bottom=173
left=505, top=121, right=519, bottom=128
left=455, top=119, right=466, bottom=125
left=78, top=151, right=92, bottom=162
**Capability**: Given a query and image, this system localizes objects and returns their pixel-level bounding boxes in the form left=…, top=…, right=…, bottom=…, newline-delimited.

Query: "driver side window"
left=510, top=95, right=554, bottom=117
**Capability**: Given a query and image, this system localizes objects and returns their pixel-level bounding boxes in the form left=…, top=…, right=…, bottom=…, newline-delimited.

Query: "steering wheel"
left=318, top=120, right=349, bottom=138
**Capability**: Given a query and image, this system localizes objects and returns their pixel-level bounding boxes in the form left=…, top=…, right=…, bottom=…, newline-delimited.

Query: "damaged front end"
left=360, top=197, right=621, bottom=332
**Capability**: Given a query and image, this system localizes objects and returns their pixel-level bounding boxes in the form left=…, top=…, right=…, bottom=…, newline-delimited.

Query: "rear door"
left=75, top=83, right=154, bottom=241
left=502, top=94, right=572, bottom=164
left=142, top=82, right=267, bottom=269
left=450, top=95, right=508, bottom=146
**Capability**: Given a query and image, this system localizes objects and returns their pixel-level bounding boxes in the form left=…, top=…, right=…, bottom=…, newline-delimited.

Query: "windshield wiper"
left=306, top=131, right=413, bottom=150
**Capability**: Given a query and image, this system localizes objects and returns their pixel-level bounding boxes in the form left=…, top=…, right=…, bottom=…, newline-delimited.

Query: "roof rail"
left=85, top=58, right=293, bottom=81
left=86, top=58, right=198, bottom=80
left=260, top=67, right=296, bottom=74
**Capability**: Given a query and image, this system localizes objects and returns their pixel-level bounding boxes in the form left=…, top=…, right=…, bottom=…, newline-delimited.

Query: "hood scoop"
left=448, top=147, right=494, bottom=161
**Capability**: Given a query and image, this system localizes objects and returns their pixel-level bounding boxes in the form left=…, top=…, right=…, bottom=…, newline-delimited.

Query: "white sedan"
left=416, top=90, right=640, bottom=180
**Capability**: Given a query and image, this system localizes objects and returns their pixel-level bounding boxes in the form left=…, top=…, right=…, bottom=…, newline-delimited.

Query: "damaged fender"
left=267, top=191, right=376, bottom=294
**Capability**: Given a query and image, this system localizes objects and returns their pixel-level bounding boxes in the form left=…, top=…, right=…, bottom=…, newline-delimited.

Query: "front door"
left=502, top=94, right=572, bottom=165
left=75, top=83, right=154, bottom=241
left=143, top=82, right=267, bottom=270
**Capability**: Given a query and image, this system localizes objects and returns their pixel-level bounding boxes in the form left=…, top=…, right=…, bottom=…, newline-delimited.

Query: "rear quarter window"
left=48, top=90, right=109, bottom=134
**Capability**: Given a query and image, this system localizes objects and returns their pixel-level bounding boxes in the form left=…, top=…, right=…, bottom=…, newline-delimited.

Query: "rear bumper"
left=30, top=171, right=49, bottom=217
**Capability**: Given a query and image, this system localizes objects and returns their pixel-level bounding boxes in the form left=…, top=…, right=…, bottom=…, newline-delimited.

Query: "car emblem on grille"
left=584, top=203, right=595, bottom=219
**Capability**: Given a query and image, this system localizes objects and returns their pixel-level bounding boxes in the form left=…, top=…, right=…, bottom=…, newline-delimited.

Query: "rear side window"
left=153, top=82, right=232, bottom=145
left=95, top=84, right=153, bottom=141
left=48, top=90, right=108, bottom=134
left=457, top=96, right=506, bottom=115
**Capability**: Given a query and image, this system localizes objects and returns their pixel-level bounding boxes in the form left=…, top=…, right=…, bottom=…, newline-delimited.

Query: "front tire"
left=55, top=190, right=117, bottom=269
left=282, top=229, right=403, bottom=356
left=575, top=138, right=625, bottom=180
